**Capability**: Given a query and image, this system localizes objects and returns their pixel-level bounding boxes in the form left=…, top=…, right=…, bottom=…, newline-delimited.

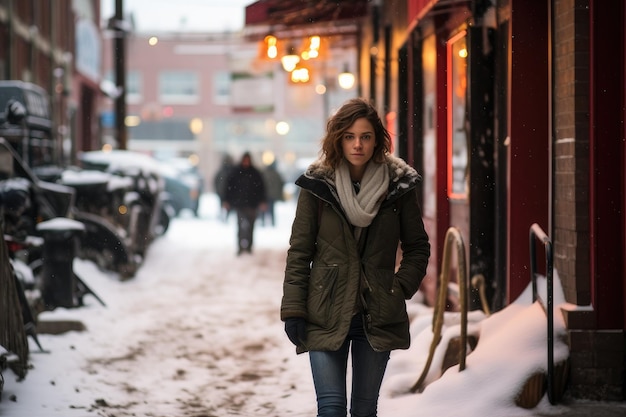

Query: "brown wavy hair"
left=320, top=98, right=392, bottom=169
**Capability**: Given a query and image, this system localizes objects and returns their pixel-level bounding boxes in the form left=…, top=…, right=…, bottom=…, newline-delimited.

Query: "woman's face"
left=341, top=117, right=376, bottom=176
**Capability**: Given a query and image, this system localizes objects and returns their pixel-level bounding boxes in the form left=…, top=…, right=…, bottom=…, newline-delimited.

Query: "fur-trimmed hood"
left=297, top=154, right=421, bottom=204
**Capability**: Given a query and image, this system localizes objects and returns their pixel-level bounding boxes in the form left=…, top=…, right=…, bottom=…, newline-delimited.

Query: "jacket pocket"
left=306, top=265, right=339, bottom=328
left=365, top=268, right=407, bottom=327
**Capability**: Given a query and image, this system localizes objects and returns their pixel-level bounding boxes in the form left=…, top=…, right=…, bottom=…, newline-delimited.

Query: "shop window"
left=447, top=30, right=468, bottom=199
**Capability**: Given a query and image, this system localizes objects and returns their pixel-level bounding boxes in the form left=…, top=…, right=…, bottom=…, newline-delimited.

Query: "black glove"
left=284, top=318, right=307, bottom=346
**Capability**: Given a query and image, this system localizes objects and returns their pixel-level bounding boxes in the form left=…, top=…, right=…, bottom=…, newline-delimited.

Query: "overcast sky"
left=100, top=0, right=254, bottom=33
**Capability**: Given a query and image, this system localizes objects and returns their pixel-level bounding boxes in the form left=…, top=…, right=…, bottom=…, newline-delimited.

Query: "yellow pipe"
left=471, top=273, right=491, bottom=316
left=410, top=227, right=468, bottom=393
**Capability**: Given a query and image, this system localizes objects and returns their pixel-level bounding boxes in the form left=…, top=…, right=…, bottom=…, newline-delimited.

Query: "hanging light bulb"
left=338, top=64, right=355, bottom=89
left=265, top=35, right=278, bottom=59
left=308, top=35, right=321, bottom=59
left=291, top=66, right=310, bottom=83
left=281, top=46, right=300, bottom=72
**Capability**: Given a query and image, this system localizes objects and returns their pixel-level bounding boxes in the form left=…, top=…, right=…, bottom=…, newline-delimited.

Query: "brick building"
left=0, top=0, right=104, bottom=164
left=552, top=0, right=624, bottom=399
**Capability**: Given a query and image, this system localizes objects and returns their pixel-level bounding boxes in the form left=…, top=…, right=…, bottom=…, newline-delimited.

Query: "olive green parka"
left=281, top=154, right=430, bottom=353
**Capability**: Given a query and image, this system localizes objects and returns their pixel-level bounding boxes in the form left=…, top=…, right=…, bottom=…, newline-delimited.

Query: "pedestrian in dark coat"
left=281, top=98, right=430, bottom=417
left=213, top=154, right=234, bottom=222
left=223, top=152, right=266, bottom=255
left=260, top=161, right=284, bottom=227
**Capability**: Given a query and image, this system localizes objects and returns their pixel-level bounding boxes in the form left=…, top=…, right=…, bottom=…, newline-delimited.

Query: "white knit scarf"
left=335, top=159, right=389, bottom=228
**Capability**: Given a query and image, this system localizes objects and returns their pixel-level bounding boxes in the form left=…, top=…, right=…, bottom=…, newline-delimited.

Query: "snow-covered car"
left=78, top=150, right=200, bottom=217
left=156, top=156, right=203, bottom=217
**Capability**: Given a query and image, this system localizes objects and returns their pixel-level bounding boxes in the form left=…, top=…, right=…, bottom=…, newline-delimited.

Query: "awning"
left=245, top=0, right=368, bottom=26
left=244, top=0, right=369, bottom=41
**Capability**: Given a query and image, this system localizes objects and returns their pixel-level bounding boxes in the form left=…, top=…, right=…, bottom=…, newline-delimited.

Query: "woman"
left=281, top=98, right=430, bottom=417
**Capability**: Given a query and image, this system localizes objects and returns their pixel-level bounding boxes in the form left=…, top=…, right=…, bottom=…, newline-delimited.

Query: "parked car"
left=78, top=150, right=200, bottom=217
left=77, top=150, right=172, bottom=231
left=156, top=156, right=203, bottom=217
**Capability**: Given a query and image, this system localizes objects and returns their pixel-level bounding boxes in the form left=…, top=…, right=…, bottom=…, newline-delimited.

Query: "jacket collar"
left=296, top=154, right=421, bottom=204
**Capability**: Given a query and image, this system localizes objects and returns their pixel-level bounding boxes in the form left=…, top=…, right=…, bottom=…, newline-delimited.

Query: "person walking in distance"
left=281, top=98, right=430, bottom=417
left=213, top=154, right=234, bottom=222
left=223, top=152, right=267, bottom=255
left=260, top=160, right=285, bottom=227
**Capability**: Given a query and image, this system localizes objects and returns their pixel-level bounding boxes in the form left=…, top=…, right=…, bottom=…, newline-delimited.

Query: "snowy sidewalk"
left=2, top=194, right=619, bottom=417
left=1, top=196, right=316, bottom=416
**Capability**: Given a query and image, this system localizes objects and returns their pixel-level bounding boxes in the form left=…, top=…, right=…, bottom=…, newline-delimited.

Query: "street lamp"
left=291, top=65, right=310, bottom=83
left=338, top=64, right=355, bottom=89
left=281, top=46, right=300, bottom=72
left=264, top=35, right=278, bottom=59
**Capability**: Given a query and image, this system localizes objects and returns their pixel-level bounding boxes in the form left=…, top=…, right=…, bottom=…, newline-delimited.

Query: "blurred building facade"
left=100, top=28, right=357, bottom=192
left=0, top=0, right=104, bottom=165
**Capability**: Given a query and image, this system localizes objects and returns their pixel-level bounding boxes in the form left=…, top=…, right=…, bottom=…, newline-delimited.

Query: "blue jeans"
left=309, top=315, right=390, bottom=417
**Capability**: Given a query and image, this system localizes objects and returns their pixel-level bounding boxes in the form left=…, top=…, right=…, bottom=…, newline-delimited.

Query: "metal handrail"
left=410, top=227, right=468, bottom=393
left=529, top=223, right=556, bottom=405
left=471, top=273, right=491, bottom=316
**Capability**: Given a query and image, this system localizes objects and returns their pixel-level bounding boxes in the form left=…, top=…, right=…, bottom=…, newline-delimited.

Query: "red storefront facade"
left=401, top=0, right=625, bottom=400
left=246, top=0, right=626, bottom=400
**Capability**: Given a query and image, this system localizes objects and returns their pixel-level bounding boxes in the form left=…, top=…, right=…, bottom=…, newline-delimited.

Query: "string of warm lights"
left=260, top=34, right=354, bottom=89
